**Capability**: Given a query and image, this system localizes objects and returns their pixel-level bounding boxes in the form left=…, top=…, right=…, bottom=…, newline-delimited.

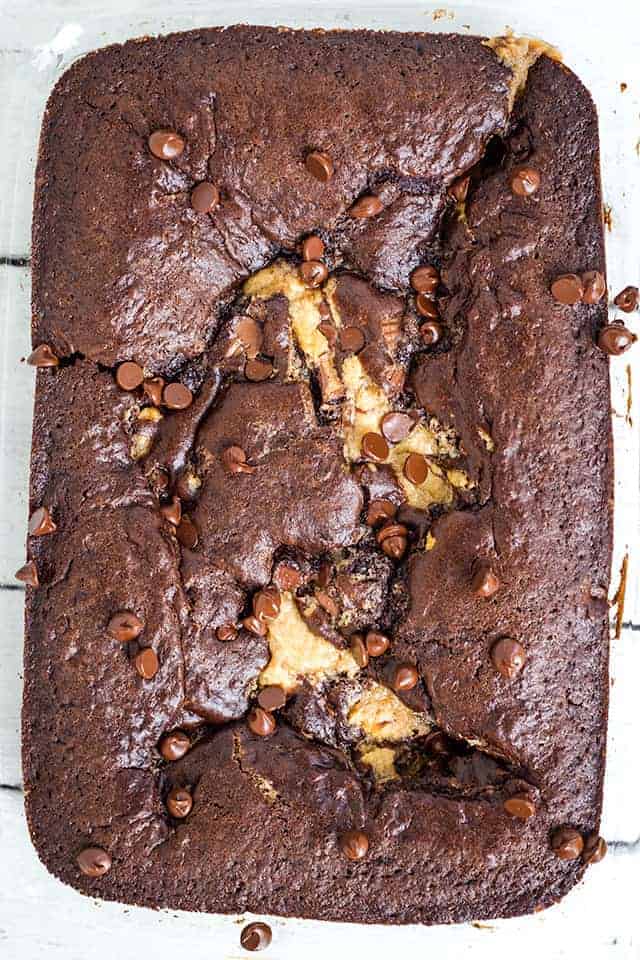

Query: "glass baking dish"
left=0, top=2, right=638, bottom=957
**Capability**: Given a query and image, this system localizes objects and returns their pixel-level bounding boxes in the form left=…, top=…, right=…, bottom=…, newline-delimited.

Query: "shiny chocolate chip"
left=176, top=517, right=198, bottom=549
left=491, top=637, right=526, bottom=679
left=581, top=270, right=606, bottom=304
left=305, top=151, right=334, bottom=182
left=550, top=274, right=584, bottom=305
left=381, top=412, right=413, bottom=444
left=302, top=235, right=325, bottom=261
left=248, top=706, right=276, bottom=737
left=159, top=731, right=191, bottom=762
left=582, top=832, right=607, bottom=865
left=190, top=181, right=220, bottom=213
left=148, top=130, right=185, bottom=160
left=504, top=793, right=536, bottom=820
left=257, top=685, right=287, bottom=711
left=253, top=586, right=281, bottom=621
left=15, top=560, right=39, bottom=587
left=613, top=285, right=639, bottom=312
left=108, top=611, right=143, bottom=642
left=361, top=432, right=389, bottom=463
left=339, top=829, right=369, bottom=861
left=143, top=377, right=165, bottom=406
left=134, top=647, right=159, bottom=680
left=160, top=496, right=182, bottom=526
left=243, top=615, right=268, bottom=637
left=166, top=786, right=193, bottom=819
left=163, top=382, right=193, bottom=410
left=77, top=847, right=112, bottom=877
left=598, top=324, right=635, bottom=355
left=403, top=452, right=428, bottom=485
left=349, top=195, right=383, bottom=219
left=471, top=561, right=500, bottom=599
left=510, top=166, right=541, bottom=197
left=551, top=826, right=584, bottom=860
left=235, top=317, right=263, bottom=359
left=300, top=260, right=328, bottom=288
left=216, top=623, right=238, bottom=642
left=392, top=663, right=419, bottom=692
left=365, top=631, right=390, bottom=657
left=116, top=361, right=144, bottom=391
left=240, top=922, right=272, bottom=952
left=410, top=265, right=439, bottom=294
left=416, top=293, right=439, bottom=319
left=366, top=499, right=397, bottom=527
left=350, top=633, right=369, bottom=668
left=222, top=445, right=256, bottom=475
left=27, top=344, right=59, bottom=367
left=419, top=320, right=443, bottom=345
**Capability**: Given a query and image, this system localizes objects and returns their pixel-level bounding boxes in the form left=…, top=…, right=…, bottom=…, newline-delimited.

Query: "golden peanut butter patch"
left=347, top=682, right=431, bottom=743
left=359, top=745, right=399, bottom=782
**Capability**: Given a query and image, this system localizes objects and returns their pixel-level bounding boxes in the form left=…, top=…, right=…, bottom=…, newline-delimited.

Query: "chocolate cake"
left=22, top=26, right=614, bottom=925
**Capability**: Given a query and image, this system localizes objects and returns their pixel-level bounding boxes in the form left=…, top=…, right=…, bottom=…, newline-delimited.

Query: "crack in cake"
left=20, top=25, right=624, bottom=925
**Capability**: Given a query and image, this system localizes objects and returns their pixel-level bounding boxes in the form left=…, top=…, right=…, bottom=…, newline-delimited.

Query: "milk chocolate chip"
left=108, top=611, right=143, bottom=642
left=551, top=274, right=584, bottom=305
left=551, top=826, right=584, bottom=860
left=305, top=151, right=334, bottom=182
left=614, top=285, right=638, bottom=312
left=148, top=130, right=185, bottom=160
left=491, top=638, right=526, bottom=678
left=77, top=847, right=112, bottom=877
left=27, top=344, right=59, bottom=367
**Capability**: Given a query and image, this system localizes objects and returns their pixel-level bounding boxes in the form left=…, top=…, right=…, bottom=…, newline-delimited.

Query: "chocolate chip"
left=300, top=260, right=329, bottom=288
left=491, top=638, right=526, bottom=679
left=108, top=610, right=143, bottom=642
left=403, top=452, right=429, bottom=485
left=240, top=922, right=272, bottom=952
left=143, top=377, right=165, bottom=406
left=305, top=151, right=334, bottom=182
left=504, top=793, right=536, bottom=819
left=339, top=829, right=369, bottom=861
left=365, top=630, right=390, bottom=657
left=245, top=358, right=274, bottom=382
left=222, top=445, right=256, bottom=475
left=471, top=561, right=500, bottom=599
left=551, top=826, right=584, bottom=860
left=350, top=633, right=369, bottom=668
left=257, top=685, right=287, bottom=711
left=134, top=647, right=159, bottom=680
left=449, top=175, right=470, bottom=203
left=27, top=344, right=59, bottom=367
left=243, top=615, right=268, bottom=637
left=582, top=832, right=607, bottom=865
left=581, top=270, right=606, bottom=304
left=366, top=499, right=397, bottom=527
left=273, top=561, right=304, bottom=591
left=15, top=560, right=39, bottom=587
left=393, top=663, right=419, bottom=692
left=116, top=361, right=144, bottom=391
left=148, top=130, right=185, bottom=160
left=381, top=412, right=413, bottom=444
left=302, top=235, right=325, bottom=261
left=551, top=274, right=584, bottom=305
left=166, top=786, right=193, bottom=819
left=419, top=321, right=443, bottom=345
left=376, top=523, right=408, bottom=559
left=410, top=265, right=439, bottom=294
left=216, top=623, right=238, bottom=642
left=159, top=731, right=191, bottom=762
left=28, top=506, right=56, bottom=537
left=248, top=706, right=276, bottom=737
left=361, top=432, right=389, bottom=463
left=77, top=847, right=112, bottom=877
left=349, top=195, right=384, bottom=219
left=614, top=285, right=639, bottom=312
left=424, top=731, right=450, bottom=756
left=598, top=323, right=635, bottom=355
left=176, top=517, right=198, bottom=549
left=316, top=589, right=339, bottom=617
left=416, top=293, right=439, bottom=319
left=509, top=166, right=541, bottom=197
left=253, top=586, right=281, bottom=621
left=161, top=496, right=182, bottom=526
left=190, top=181, right=220, bottom=213
left=235, top=317, right=263, bottom=358
left=339, top=326, right=366, bottom=353
left=318, top=321, right=337, bottom=347
left=163, top=382, right=193, bottom=410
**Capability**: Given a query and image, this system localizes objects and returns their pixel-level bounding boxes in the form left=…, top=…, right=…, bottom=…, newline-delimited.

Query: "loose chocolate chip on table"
left=305, top=150, right=334, bottom=182
left=222, top=445, right=256, bottom=475
left=108, top=611, right=143, bottom=642
left=143, top=377, right=165, bottom=406
left=504, top=793, right=536, bottom=820
left=366, top=499, right=397, bottom=527
left=248, top=706, right=276, bottom=737
left=393, top=663, right=419, bottom=692
left=245, top=358, right=274, bottom=382
left=116, top=361, right=144, bottom=391
left=614, top=285, right=639, bottom=312
left=551, top=826, right=584, bottom=860
left=349, top=195, right=384, bottom=219
left=27, top=344, right=59, bottom=367
left=240, top=922, right=273, bottom=952
left=420, top=321, right=443, bottom=345
left=361, top=432, right=389, bottom=463
left=253, top=586, right=281, bottom=621
left=258, top=685, right=287, bottom=711
left=509, top=165, right=541, bottom=197
left=491, top=637, right=526, bottom=678
left=339, top=829, right=369, bottom=861
left=216, top=623, right=238, bottom=642
left=581, top=270, right=606, bottom=304
left=134, top=647, right=159, bottom=680
left=416, top=293, right=439, bottom=319
left=471, top=561, right=500, bottom=599
left=176, top=517, right=199, bottom=549
left=163, top=382, right=193, bottom=410
left=350, top=633, right=369, bottom=668
left=381, top=411, right=414, bottom=444
left=28, top=506, right=57, bottom=536
left=77, top=847, right=112, bottom=877
left=300, top=260, right=329, bottom=288
left=582, top=832, right=607, bottom=865
left=339, top=326, right=366, bottom=353
left=243, top=614, right=268, bottom=637
left=15, top=560, right=39, bottom=587
left=160, top=496, right=182, bottom=526
left=148, top=129, right=185, bottom=160
left=365, top=630, right=390, bottom=657
left=166, top=786, right=193, bottom=819
left=159, top=731, right=191, bottom=762
left=410, top=265, right=440, bottom=294
left=598, top=323, right=635, bottom=355
left=449, top=175, right=470, bottom=203
left=403, top=452, right=429, bottom=485
left=302, top=235, right=325, bottom=261
left=550, top=274, right=584, bottom=305
left=190, top=181, right=220, bottom=213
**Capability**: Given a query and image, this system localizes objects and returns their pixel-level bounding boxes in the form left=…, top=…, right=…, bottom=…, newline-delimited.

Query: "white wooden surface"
left=0, top=1, right=639, bottom=957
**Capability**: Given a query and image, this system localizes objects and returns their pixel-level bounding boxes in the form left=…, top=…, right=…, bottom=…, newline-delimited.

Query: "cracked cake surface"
left=23, top=25, right=612, bottom=925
